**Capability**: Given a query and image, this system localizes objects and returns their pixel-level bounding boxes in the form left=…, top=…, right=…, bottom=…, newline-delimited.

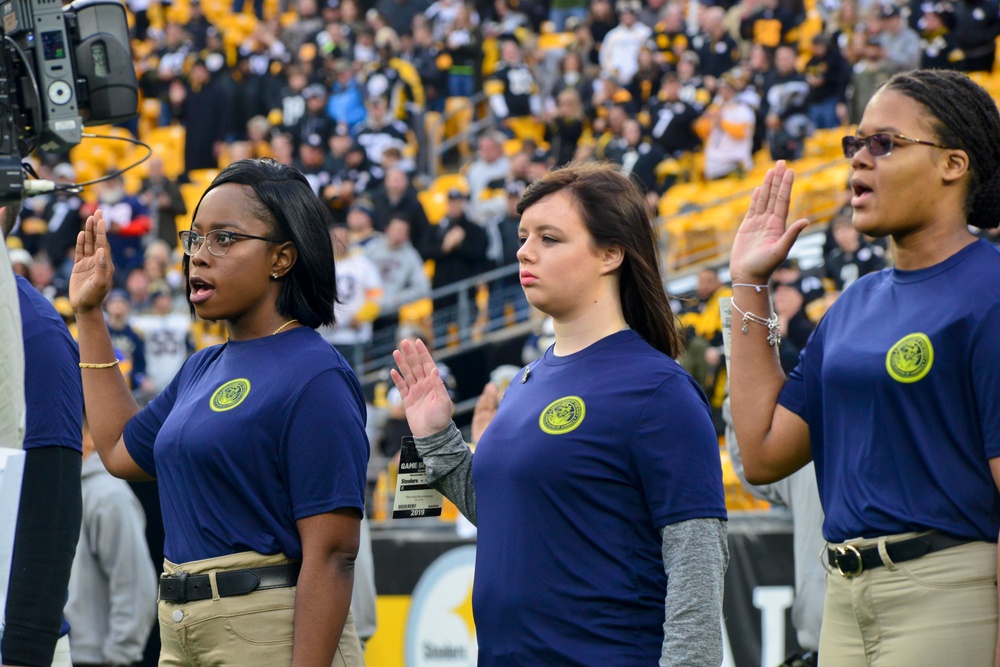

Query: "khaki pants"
left=820, top=533, right=997, bottom=666
left=158, top=551, right=365, bottom=667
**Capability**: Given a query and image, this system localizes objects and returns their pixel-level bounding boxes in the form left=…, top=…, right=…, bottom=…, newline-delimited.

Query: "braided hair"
left=882, top=69, right=1000, bottom=229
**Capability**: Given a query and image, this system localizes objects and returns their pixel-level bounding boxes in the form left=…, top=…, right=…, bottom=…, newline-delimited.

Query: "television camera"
left=0, top=0, right=138, bottom=204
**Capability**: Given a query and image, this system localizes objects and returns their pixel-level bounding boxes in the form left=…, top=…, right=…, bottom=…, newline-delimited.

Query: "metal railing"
left=357, top=262, right=530, bottom=383
left=421, top=92, right=494, bottom=178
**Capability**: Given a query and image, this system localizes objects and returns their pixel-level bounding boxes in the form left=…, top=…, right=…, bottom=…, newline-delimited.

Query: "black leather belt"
left=827, top=532, right=972, bottom=578
left=159, top=563, right=301, bottom=603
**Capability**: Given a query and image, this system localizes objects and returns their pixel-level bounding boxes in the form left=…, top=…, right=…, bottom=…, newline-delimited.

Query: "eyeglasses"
left=842, top=133, right=951, bottom=159
left=178, top=229, right=282, bottom=257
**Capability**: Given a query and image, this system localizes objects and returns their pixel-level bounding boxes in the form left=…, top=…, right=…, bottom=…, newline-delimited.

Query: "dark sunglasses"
left=842, top=133, right=951, bottom=159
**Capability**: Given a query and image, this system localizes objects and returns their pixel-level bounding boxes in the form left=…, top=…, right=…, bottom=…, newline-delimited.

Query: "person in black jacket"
left=370, top=167, right=432, bottom=251
left=173, top=60, right=232, bottom=173
left=804, top=33, right=850, bottom=129
left=419, top=189, right=488, bottom=341
left=953, top=0, right=1000, bottom=71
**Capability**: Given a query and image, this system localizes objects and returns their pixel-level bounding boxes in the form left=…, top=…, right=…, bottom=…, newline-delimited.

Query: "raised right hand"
left=729, top=161, right=810, bottom=285
left=390, top=338, right=455, bottom=437
left=69, top=210, right=114, bottom=315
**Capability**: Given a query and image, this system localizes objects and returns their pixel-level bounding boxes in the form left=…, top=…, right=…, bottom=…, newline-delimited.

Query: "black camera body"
left=0, top=0, right=138, bottom=203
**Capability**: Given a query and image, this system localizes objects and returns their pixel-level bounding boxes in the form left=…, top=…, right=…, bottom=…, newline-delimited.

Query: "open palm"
left=69, top=210, right=114, bottom=314
left=730, top=161, right=810, bottom=284
left=390, top=339, right=455, bottom=438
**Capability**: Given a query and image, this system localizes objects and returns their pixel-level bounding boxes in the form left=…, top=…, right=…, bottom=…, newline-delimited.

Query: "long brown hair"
left=517, top=161, right=684, bottom=358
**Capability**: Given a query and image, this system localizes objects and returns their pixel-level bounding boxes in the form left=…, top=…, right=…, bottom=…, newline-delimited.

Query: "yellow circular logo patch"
left=539, top=396, right=586, bottom=435
left=886, top=333, right=934, bottom=383
left=210, top=378, right=251, bottom=412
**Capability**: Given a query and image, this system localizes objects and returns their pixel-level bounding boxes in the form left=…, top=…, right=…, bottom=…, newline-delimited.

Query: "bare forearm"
left=728, top=285, right=793, bottom=482
left=75, top=310, right=140, bottom=449
left=291, top=554, right=354, bottom=667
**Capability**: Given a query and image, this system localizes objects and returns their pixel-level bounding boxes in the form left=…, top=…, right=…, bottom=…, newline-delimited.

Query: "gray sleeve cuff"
left=413, top=422, right=477, bottom=525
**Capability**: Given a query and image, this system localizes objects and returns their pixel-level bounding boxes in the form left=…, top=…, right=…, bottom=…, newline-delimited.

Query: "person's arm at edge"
left=2, top=447, right=81, bottom=667
left=989, top=458, right=1000, bottom=667
left=659, top=518, right=729, bottom=667
left=292, top=509, right=360, bottom=667
left=728, top=162, right=812, bottom=484
left=70, top=212, right=150, bottom=481
left=0, top=230, right=23, bottom=450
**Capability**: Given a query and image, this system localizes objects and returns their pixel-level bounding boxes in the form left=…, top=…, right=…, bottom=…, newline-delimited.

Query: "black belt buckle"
left=833, top=544, right=863, bottom=578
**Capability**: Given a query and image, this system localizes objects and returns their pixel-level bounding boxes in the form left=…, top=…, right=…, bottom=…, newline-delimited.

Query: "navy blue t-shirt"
left=472, top=330, right=727, bottom=665
left=124, top=326, right=369, bottom=564
left=18, top=275, right=82, bottom=452
left=779, top=240, right=1000, bottom=543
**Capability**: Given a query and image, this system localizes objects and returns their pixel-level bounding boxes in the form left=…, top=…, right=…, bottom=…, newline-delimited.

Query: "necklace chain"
left=271, top=319, right=299, bottom=336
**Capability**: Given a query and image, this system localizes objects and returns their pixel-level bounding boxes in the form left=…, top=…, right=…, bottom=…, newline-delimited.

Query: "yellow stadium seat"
left=71, top=160, right=102, bottom=188
left=165, top=2, right=191, bottom=25
left=187, top=168, right=219, bottom=188
left=123, top=171, right=142, bottom=196
left=142, top=125, right=185, bottom=178
left=418, top=190, right=447, bottom=225
left=505, top=117, right=545, bottom=144
left=138, top=98, right=161, bottom=139
left=658, top=181, right=710, bottom=217
left=399, top=297, right=433, bottom=324
left=430, top=173, right=468, bottom=195
left=443, top=97, right=474, bottom=158
left=503, top=138, right=523, bottom=156
left=180, top=182, right=205, bottom=212
left=537, top=32, right=574, bottom=52
left=69, top=142, right=113, bottom=176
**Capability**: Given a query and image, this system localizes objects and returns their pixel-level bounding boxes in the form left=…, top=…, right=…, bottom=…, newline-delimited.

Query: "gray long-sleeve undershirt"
left=414, top=422, right=729, bottom=666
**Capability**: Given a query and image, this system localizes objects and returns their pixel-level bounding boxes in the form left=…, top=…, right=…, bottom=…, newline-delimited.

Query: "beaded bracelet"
left=730, top=299, right=781, bottom=347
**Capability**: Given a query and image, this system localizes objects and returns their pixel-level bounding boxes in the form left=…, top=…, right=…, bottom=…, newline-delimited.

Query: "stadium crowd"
left=5, top=0, right=1000, bottom=664
left=6, top=0, right=1000, bottom=381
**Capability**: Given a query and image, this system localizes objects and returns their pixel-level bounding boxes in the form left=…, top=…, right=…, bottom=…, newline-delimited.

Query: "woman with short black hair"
left=70, top=158, right=368, bottom=666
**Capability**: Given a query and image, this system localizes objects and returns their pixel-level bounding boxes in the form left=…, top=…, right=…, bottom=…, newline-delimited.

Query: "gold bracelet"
left=79, top=359, right=120, bottom=369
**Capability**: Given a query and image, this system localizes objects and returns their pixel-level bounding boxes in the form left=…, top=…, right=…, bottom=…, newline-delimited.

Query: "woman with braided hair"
left=728, top=68, right=1000, bottom=665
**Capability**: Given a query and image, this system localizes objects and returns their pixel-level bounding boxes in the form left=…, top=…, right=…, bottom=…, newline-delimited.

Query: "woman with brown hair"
left=391, top=161, right=728, bottom=666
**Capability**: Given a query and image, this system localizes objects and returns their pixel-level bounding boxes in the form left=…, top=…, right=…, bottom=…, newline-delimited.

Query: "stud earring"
left=272, top=272, right=279, bottom=280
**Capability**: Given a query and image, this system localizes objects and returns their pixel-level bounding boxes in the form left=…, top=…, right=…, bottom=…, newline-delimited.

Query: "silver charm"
left=767, top=316, right=781, bottom=347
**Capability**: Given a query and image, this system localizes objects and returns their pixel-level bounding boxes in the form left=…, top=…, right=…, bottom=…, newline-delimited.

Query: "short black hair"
left=185, top=158, right=337, bottom=328
left=883, top=69, right=1000, bottom=229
